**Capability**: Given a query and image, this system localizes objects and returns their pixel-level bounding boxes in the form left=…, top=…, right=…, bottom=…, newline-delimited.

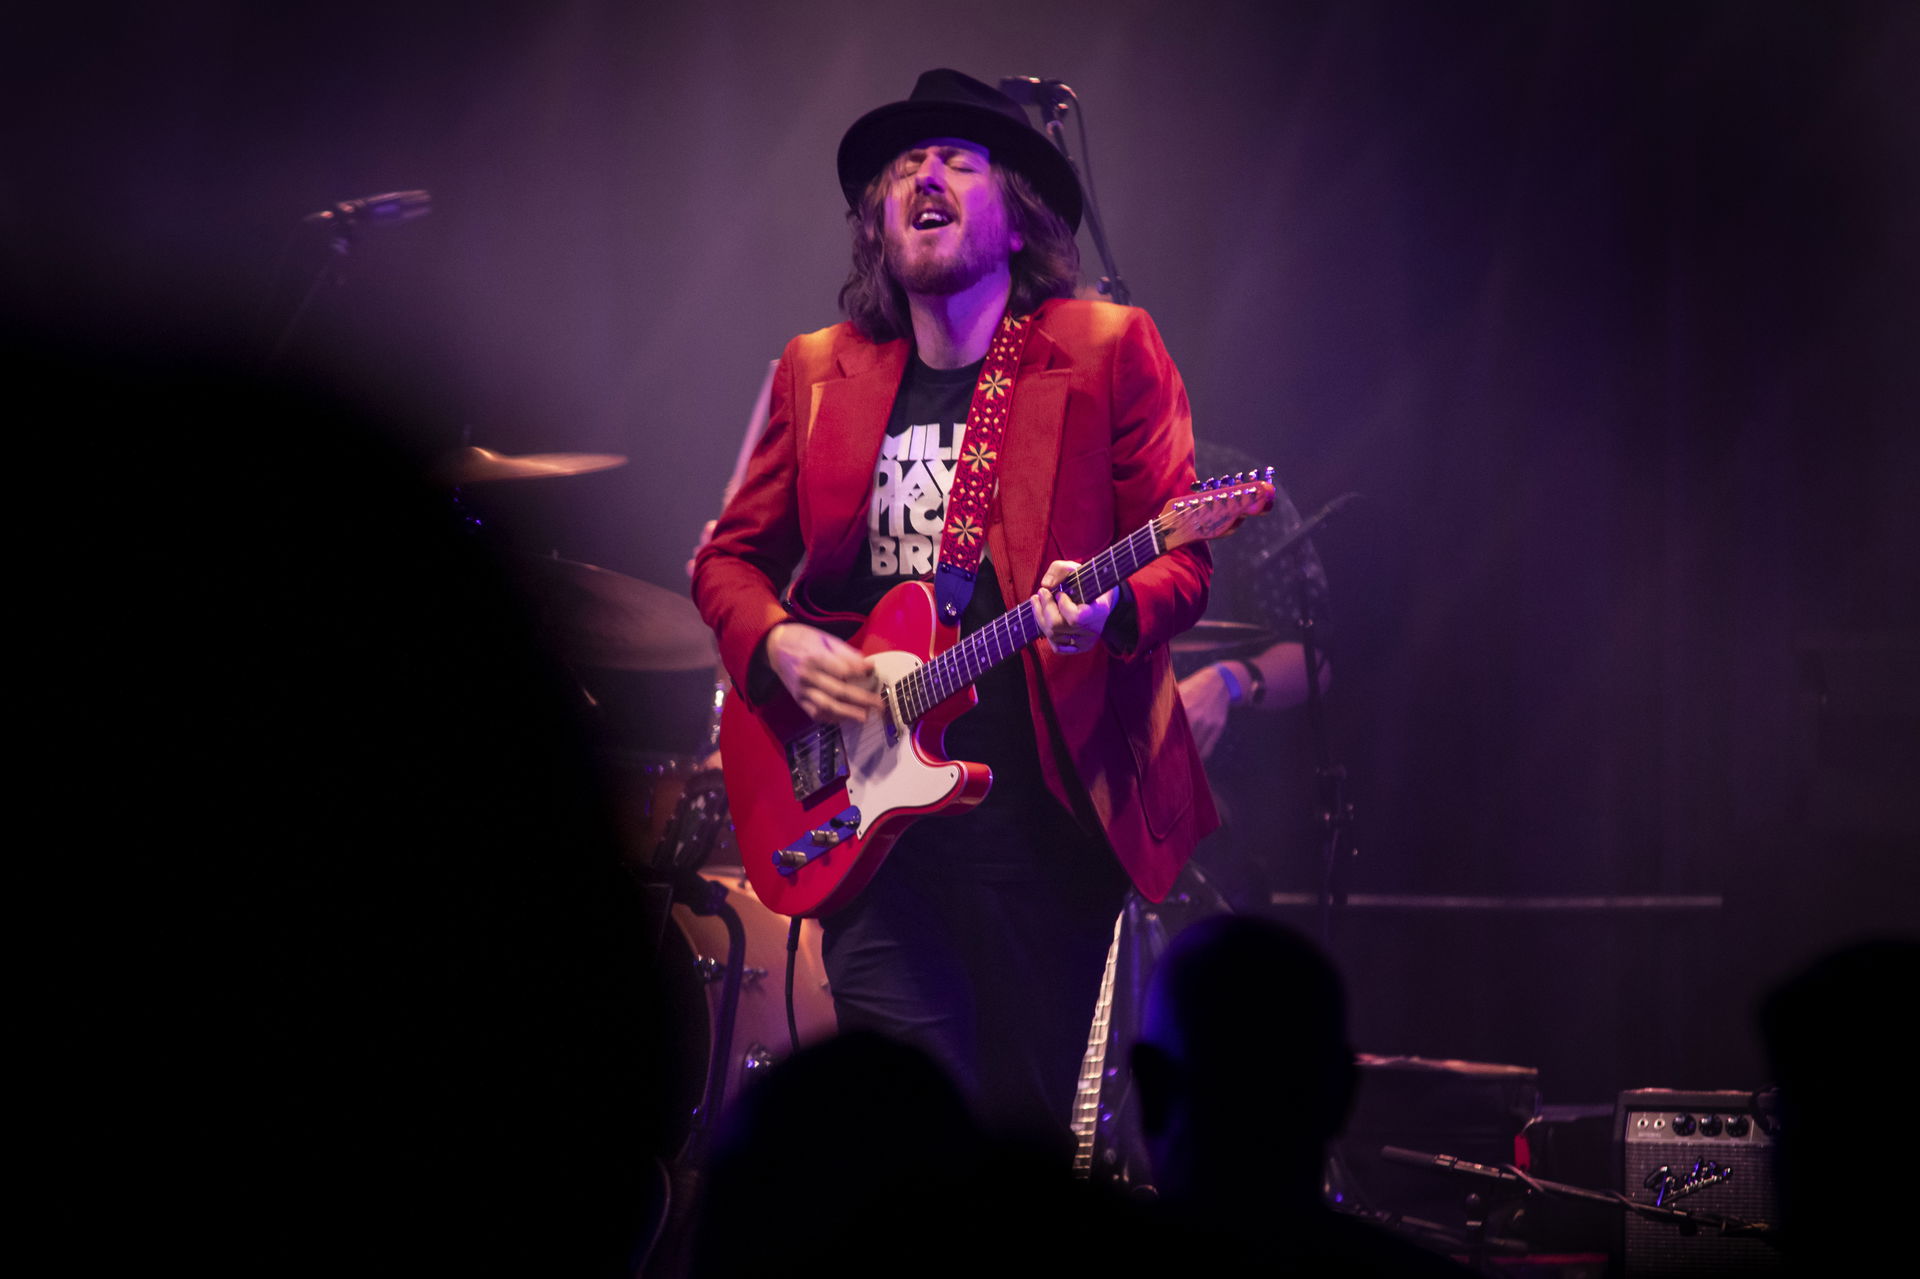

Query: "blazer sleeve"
left=1105, top=306, right=1209, bottom=657
left=690, top=337, right=806, bottom=706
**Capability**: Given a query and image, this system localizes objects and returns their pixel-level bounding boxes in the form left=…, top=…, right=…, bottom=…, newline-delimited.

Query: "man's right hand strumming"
left=763, top=621, right=883, bottom=725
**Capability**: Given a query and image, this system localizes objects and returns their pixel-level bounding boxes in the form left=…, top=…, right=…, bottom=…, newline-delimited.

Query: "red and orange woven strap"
left=933, top=311, right=1034, bottom=624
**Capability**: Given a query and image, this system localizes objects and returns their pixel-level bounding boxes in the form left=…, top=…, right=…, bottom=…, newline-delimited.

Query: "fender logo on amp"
left=1643, top=1159, right=1734, bottom=1206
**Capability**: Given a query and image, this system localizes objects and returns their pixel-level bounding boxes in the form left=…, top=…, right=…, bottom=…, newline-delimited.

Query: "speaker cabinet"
left=1616, top=1088, right=1782, bottom=1275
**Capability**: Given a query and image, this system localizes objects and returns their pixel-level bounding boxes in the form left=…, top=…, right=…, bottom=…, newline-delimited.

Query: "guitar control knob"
left=774, top=849, right=809, bottom=869
left=810, top=828, right=839, bottom=846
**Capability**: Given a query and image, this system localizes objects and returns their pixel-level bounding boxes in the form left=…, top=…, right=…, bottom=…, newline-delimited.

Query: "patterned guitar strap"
left=932, top=310, right=1034, bottom=625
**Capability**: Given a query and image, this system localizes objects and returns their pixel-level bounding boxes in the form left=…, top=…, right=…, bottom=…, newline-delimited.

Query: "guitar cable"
left=784, top=917, right=803, bottom=1055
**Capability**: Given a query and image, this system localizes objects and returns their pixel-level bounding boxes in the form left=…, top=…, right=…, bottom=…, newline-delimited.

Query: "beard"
left=882, top=220, right=1010, bottom=297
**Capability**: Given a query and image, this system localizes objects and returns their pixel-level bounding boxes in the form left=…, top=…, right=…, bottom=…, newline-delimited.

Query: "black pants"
left=819, top=808, right=1128, bottom=1145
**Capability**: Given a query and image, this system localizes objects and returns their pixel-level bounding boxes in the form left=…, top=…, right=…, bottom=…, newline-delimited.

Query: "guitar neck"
left=892, top=520, right=1164, bottom=727
left=1072, top=909, right=1128, bottom=1177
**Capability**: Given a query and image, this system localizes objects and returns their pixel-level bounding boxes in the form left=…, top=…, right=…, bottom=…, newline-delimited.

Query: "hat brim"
left=837, top=100, right=1084, bottom=233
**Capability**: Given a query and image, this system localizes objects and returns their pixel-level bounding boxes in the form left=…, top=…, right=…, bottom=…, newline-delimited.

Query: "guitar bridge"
left=787, top=723, right=849, bottom=806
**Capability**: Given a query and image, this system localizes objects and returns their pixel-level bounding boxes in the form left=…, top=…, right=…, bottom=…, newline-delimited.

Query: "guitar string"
left=899, top=525, right=1149, bottom=722
left=906, top=515, right=1168, bottom=721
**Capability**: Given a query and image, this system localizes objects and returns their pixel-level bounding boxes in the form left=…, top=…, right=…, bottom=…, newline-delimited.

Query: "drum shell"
left=667, top=867, right=837, bottom=1127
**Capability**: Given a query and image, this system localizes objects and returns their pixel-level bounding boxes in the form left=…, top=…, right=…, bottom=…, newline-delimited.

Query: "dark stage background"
left=18, top=1, right=1917, bottom=1106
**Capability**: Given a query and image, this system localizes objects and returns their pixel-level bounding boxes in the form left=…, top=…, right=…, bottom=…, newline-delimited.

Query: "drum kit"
left=444, top=442, right=1283, bottom=1145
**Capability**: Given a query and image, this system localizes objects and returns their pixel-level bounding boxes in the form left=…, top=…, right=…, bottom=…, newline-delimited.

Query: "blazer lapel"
left=805, top=339, right=909, bottom=577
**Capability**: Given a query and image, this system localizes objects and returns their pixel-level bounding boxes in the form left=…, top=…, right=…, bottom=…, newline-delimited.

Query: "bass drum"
left=664, top=866, right=837, bottom=1131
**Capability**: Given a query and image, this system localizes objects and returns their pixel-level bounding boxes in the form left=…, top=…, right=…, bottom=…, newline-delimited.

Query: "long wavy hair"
left=838, top=164, right=1080, bottom=343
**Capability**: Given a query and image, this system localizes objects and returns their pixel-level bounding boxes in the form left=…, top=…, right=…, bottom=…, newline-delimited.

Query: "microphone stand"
left=1013, top=75, right=1365, bottom=943
left=262, top=227, right=352, bottom=373
left=261, top=190, right=431, bottom=372
left=1256, top=492, right=1362, bottom=945
left=1027, top=81, right=1131, bottom=306
left=1377, top=1144, right=1781, bottom=1268
left=1301, top=609, right=1355, bottom=945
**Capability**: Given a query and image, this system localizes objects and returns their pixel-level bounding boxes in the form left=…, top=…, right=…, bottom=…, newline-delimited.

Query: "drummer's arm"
left=1177, top=642, right=1329, bottom=759
left=1243, top=640, right=1326, bottom=712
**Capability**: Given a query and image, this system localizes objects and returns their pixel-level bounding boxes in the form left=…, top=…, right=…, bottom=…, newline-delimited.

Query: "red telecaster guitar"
left=721, top=470, right=1277, bottom=917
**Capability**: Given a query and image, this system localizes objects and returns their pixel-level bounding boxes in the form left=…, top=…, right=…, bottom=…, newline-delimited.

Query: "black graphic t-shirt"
left=841, top=354, right=1102, bottom=879
left=849, top=354, right=980, bottom=599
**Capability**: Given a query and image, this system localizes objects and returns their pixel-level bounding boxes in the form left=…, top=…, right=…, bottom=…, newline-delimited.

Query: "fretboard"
left=892, top=518, right=1165, bottom=725
left=1072, top=908, right=1127, bottom=1177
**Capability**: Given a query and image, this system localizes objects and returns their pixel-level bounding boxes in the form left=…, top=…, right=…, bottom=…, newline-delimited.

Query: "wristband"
left=1213, top=661, right=1244, bottom=706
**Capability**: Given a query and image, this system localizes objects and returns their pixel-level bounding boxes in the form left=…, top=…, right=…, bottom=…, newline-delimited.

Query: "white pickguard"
left=840, top=649, right=966, bottom=839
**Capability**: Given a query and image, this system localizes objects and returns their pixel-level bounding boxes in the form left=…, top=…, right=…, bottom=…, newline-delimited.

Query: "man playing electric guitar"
left=691, top=69, right=1219, bottom=1141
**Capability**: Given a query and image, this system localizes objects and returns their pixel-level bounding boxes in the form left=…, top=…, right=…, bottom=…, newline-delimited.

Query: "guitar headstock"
left=1158, top=468, right=1277, bottom=550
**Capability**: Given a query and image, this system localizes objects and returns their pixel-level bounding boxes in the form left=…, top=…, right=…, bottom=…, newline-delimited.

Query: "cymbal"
left=511, top=554, right=716, bottom=672
left=435, top=446, right=629, bottom=485
left=1170, top=619, right=1280, bottom=657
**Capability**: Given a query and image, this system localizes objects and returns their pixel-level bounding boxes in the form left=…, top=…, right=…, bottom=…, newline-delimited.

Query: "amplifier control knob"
left=1726, top=1114, right=1750, bottom=1137
left=1700, top=1113, right=1723, bottom=1136
left=1672, top=1113, right=1697, bottom=1136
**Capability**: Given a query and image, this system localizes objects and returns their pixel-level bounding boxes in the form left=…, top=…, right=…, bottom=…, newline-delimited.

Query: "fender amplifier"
left=1616, top=1088, right=1782, bottom=1275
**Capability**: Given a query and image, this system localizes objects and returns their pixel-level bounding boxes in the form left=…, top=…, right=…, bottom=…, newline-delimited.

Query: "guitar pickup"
left=772, top=806, right=860, bottom=875
left=787, top=724, right=849, bottom=806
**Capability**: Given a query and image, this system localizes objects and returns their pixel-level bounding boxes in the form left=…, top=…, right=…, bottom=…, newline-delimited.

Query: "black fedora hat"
left=837, top=68, right=1084, bottom=232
